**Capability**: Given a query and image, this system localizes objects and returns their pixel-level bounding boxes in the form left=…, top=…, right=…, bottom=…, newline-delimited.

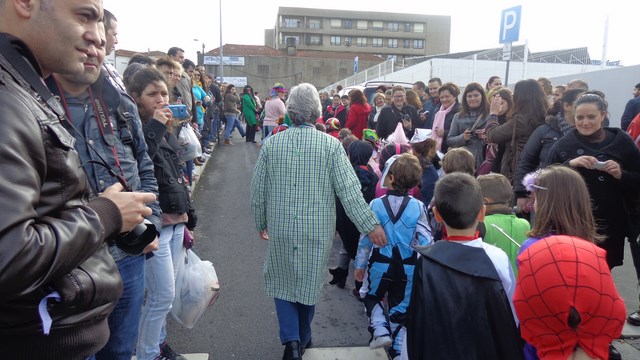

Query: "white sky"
left=104, top=0, right=639, bottom=67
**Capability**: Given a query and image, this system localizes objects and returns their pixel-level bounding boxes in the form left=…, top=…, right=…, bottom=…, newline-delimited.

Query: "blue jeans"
left=94, top=255, right=145, bottom=360
left=137, top=224, right=185, bottom=360
left=274, top=298, right=315, bottom=346
left=262, top=125, right=274, bottom=141
left=223, top=114, right=245, bottom=139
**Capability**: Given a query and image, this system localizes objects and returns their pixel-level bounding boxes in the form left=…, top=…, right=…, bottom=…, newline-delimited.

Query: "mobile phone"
left=593, top=161, right=606, bottom=170
left=167, top=104, right=188, bottom=119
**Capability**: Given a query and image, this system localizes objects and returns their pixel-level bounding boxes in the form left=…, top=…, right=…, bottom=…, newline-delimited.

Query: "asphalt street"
left=164, top=132, right=640, bottom=359
left=165, top=134, right=372, bottom=359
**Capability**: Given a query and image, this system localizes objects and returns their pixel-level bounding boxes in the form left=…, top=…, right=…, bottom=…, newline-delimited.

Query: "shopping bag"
left=178, top=124, right=202, bottom=161
left=171, top=248, right=220, bottom=328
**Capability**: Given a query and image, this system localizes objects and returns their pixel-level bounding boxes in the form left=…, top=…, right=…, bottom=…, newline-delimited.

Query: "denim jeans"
left=136, top=224, right=185, bottom=360
left=94, top=255, right=145, bottom=360
left=223, top=114, right=245, bottom=139
left=274, top=298, right=315, bottom=346
left=262, top=125, right=274, bottom=140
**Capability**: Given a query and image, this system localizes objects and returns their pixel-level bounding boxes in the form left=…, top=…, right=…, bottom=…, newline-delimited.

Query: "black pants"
left=246, top=122, right=256, bottom=142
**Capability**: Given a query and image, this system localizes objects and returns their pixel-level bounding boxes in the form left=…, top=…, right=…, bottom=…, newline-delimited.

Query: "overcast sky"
left=104, top=0, right=639, bottom=67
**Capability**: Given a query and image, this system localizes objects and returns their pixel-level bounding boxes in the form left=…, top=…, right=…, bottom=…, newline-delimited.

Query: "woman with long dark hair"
left=127, top=67, right=197, bottom=360
left=446, top=82, right=489, bottom=171
left=485, top=79, right=547, bottom=183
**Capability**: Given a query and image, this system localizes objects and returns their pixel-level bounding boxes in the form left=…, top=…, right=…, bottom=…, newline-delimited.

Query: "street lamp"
left=193, top=38, right=205, bottom=66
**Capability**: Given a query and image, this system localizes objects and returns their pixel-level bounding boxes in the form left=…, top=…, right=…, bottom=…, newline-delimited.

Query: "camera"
left=593, top=161, right=606, bottom=170
left=115, top=220, right=157, bottom=255
left=167, top=104, right=188, bottom=119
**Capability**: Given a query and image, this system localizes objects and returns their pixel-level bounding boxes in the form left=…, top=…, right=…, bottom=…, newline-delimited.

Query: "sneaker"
left=159, top=341, right=187, bottom=360
left=369, top=335, right=392, bottom=349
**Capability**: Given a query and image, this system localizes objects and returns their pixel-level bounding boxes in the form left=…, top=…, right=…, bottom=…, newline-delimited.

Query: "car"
left=339, top=81, right=414, bottom=105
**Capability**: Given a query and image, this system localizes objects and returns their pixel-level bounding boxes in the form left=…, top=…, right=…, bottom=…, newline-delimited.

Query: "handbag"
left=171, top=248, right=220, bottom=328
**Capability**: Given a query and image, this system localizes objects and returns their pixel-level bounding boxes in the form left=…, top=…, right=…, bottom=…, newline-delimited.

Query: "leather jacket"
left=46, top=73, right=162, bottom=260
left=0, top=34, right=123, bottom=349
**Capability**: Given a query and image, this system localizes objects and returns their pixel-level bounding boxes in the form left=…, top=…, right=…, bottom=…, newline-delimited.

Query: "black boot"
left=328, top=267, right=348, bottom=288
left=282, top=340, right=301, bottom=360
left=352, top=281, right=364, bottom=302
left=609, top=343, right=622, bottom=360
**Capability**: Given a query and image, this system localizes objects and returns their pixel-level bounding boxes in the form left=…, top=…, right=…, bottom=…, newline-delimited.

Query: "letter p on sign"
left=499, top=5, right=521, bottom=44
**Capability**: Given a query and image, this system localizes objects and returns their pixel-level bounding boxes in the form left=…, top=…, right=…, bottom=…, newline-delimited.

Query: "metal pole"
left=219, top=0, right=224, bottom=81
left=505, top=59, right=510, bottom=87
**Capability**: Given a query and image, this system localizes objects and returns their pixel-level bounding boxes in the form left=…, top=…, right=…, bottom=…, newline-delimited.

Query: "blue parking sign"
left=499, top=5, right=521, bottom=44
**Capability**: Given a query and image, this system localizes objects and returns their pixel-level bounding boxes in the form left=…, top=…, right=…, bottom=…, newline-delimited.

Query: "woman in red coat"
left=345, top=89, right=371, bottom=139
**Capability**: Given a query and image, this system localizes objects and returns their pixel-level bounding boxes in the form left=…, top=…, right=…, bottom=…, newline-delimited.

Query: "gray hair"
left=286, top=83, right=322, bottom=125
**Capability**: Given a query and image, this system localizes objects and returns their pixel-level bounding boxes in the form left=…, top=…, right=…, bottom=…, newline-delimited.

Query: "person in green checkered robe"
left=250, top=83, right=386, bottom=359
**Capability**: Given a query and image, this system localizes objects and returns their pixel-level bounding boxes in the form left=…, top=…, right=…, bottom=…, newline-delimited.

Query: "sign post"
left=499, top=5, right=521, bottom=87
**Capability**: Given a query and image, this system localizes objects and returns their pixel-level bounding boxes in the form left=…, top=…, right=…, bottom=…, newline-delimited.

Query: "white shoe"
left=369, top=335, right=392, bottom=349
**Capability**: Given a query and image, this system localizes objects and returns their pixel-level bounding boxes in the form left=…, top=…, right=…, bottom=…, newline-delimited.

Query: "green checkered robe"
left=250, top=125, right=379, bottom=305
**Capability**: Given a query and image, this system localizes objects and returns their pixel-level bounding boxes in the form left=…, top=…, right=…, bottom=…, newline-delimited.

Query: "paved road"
left=166, top=134, right=372, bottom=359
left=164, top=133, right=640, bottom=359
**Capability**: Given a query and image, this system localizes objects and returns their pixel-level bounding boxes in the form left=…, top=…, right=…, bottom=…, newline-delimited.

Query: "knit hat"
left=271, top=82, right=287, bottom=97
left=514, top=235, right=626, bottom=360
left=347, top=140, right=374, bottom=167
left=326, top=118, right=340, bottom=130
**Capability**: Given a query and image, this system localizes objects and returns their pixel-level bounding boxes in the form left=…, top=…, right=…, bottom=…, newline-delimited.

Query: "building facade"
left=267, top=7, right=451, bottom=64
left=205, top=44, right=385, bottom=97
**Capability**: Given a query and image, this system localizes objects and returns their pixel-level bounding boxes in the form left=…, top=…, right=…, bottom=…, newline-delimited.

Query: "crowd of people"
left=251, top=73, right=640, bottom=360
left=2, top=1, right=640, bottom=360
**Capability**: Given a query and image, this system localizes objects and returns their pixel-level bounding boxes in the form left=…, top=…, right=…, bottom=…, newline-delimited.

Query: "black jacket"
left=546, top=128, right=640, bottom=266
left=375, top=104, right=420, bottom=140
left=514, top=114, right=564, bottom=196
left=0, top=34, right=123, bottom=358
left=143, top=120, right=197, bottom=229
left=406, top=241, right=524, bottom=360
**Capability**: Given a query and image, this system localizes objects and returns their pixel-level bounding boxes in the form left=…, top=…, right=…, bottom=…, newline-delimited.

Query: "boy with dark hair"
left=403, top=172, right=523, bottom=360
left=477, top=173, right=530, bottom=273
left=355, top=153, right=432, bottom=360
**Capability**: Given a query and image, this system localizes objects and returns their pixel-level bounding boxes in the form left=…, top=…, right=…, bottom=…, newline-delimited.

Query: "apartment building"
left=266, top=7, right=451, bottom=63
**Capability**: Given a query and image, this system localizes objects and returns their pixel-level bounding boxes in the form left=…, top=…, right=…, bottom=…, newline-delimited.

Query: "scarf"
left=431, top=102, right=456, bottom=151
left=579, top=127, right=606, bottom=143
left=556, top=113, right=572, bottom=135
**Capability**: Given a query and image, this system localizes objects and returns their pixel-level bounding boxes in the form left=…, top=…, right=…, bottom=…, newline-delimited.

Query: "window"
left=344, top=36, right=352, bottom=47
left=414, top=23, right=424, bottom=33
left=306, top=35, right=321, bottom=45
left=313, top=67, right=322, bottom=76
left=387, top=54, right=397, bottom=61
left=339, top=68, right=348, bottom=78
left=344, top=19, right=353, bottom=29
left=283, top=18, right=301, bottom=28
left=389, top=22, right=399, bottom=32
left=330, top=19, right=341, bottom=28
left=356, top=37, right=367, bottom=47
left=388, top=39, right=398, bottom=48
left=372, top=38, right=383, bottom=47
left=403, top=39, right=410, bottom=48
left=330, top=36, right=341, bottom=46
left=258, top=65, right=269, bottom=76
left=309, top=19, right=321, bottom=29
left=284, top=36, right=299, bottom=47
left=413, top=40, right=424, bottom=49
left=404, top=23, right=411, bottom=32
left=357, top=20, right=368, bottom=30
left=372, top=21, right=383, bottom=31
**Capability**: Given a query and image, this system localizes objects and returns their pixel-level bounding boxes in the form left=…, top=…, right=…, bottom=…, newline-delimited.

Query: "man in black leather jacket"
left=0, top=1, right=156, bottom=358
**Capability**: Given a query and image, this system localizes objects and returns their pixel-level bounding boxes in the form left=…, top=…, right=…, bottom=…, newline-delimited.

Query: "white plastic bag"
left=178, top=124, right=202, bottom=161
left=171, top=248, right=220, bottom=328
